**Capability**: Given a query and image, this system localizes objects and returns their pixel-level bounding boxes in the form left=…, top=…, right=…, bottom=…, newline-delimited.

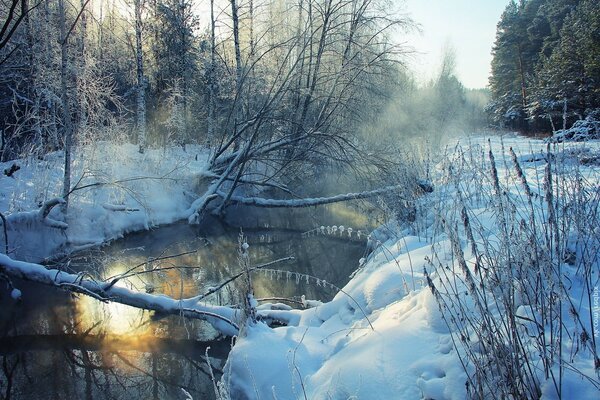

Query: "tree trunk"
left=231, top=0, right=242, bottom=133
left=207, top=0, right=216, bottom=141
left=134, top=0, right=146, bottom=153
left=59, top=0, right=73, bottom=211
left=77, top=0, right=88, bottom=137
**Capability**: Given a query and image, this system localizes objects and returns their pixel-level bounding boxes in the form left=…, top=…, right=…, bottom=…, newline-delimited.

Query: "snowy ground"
left=1, top=135, right=599, bottom=399
left=224, top=134, right=600, bottom=399
left=0, top=142, right=209, bottom=261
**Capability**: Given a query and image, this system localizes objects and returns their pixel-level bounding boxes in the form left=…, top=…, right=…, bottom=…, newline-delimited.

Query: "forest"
left=488, top=0, right=600, bottom=133
left=0, top=0, right=599, bottom=399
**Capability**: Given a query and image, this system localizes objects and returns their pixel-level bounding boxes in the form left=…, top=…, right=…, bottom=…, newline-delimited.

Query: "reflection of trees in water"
left=1, top=348, right=223, bottom=399
left=0, top=292, right=226, bottom=400
left=1, top=211, right=368, bottom=399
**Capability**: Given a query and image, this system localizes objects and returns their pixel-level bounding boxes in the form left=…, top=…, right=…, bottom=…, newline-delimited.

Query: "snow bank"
left=0, top=142, right=209, bottom=261
left=224, top=134, right=600, bottom=399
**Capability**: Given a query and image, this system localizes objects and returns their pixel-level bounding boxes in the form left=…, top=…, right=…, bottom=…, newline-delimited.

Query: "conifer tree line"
left=488, top=0, right=600, bottom=132
left=0, top=0, right=411, bottom=182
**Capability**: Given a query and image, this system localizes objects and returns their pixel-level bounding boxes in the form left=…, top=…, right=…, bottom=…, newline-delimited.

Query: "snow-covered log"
left=2, top=198, right=68, bottom=230
left=102, top=203, right=140, bottom=212
left=0, top=253, right=241, bottom=336
left=217, top=183, right=432, bottom=208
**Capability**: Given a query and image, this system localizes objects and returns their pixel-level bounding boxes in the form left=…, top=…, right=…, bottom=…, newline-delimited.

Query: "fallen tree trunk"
left=0, top=253, right=241, bottom=336
left=217, top=181, right=433, bottom=208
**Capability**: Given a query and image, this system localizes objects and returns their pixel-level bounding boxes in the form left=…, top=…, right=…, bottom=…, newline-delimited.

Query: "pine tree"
left=487, top=0, right=600, bottom=132
left=534, top=0, right=600, bottom=124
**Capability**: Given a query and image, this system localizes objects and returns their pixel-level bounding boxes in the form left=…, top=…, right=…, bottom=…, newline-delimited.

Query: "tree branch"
left=0, top=253, right=240, bottom=336
left=216, top=182, right=432, bottom=208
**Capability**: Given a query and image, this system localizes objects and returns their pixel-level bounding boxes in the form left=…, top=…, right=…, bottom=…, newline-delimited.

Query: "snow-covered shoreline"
left=1, top=135, right=599, bottom=399
left=224, top=135, right=600, bottom=399
left=0, top=142, right=210, bottom=262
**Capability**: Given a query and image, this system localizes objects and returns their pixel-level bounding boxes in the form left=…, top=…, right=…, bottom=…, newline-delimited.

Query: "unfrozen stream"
left=0, top=204, right=375, bottom=399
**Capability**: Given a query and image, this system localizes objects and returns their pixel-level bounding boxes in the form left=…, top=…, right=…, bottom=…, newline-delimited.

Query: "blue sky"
left=402, top=0, right=509, bottom=89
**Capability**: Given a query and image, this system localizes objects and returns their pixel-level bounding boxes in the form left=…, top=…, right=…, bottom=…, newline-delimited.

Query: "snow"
left=2, top=134, right=599, bottom=399
left=223, top=134, right=600, bottom=399
left=10, top=287, right=21, bottom=300
left=548, top=113, right=600, bottom=143
left=0, top=142, right=209, bottom=261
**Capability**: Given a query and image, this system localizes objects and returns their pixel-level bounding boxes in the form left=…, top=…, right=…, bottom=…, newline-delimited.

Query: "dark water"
left=0, top=205, right=373, bottom=399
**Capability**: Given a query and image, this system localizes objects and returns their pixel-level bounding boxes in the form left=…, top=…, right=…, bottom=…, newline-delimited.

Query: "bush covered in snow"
left=547, top=112, right=600, bottom=143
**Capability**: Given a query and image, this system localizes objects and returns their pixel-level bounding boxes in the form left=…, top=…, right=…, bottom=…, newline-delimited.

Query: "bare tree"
left=0, top=0, right=40, bottom=59
left=58, top=0, right=74, bottom=209
left=190, top=0, right=413, bottom=220
left=134, top=0, right=146, bottom=153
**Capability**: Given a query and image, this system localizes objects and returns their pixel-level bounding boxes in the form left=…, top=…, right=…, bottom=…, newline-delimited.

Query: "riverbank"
left=0, top=142, right=209, bottom=262
left=225, top=134, right=600, bottom=399
left=1, top=134, right=599, bottom=399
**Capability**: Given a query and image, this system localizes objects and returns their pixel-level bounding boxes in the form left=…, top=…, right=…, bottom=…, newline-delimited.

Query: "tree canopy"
left=488, top=0, right=600, bottom=132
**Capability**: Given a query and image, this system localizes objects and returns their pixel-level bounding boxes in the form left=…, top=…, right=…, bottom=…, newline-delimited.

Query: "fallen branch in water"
left=216, top=181, right=432, bottom=209
left=0, top=253, right=240, bottom=336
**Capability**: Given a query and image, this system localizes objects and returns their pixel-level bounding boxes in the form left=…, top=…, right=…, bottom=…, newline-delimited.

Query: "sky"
left=190, top=0, right=509, bottom=90
left=401, top=0, right=509, bottom=89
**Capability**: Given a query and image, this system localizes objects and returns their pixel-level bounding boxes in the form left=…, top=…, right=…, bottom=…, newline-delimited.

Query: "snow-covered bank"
left=224, top=134, right=600, bottom=399
left=0, top=142, right=209, bottom=261
left=2, top=135, right=599, bottom=399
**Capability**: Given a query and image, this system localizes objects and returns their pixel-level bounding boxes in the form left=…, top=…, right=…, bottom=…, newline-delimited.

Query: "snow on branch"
left=38, top=198, right=68, bottom=229
left=2, top=197, right=68, bottom=232
left=217, top=183, right=432, bottom=208
left=102, top=203, right=140, bottom=212
left=0, top=253, right=241, bottom=336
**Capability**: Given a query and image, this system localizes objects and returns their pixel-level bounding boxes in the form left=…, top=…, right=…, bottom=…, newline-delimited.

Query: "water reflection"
left=0, top=207, right=372, bottom=399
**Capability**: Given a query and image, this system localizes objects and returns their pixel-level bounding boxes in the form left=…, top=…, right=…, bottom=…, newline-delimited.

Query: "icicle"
left=339, top=225, right=345, bottom=236
left=305, top=274, right=309, bottom=284
left=286, top=271, right=291, bottom=281
left=295, top=273, right=300, bottom=284
left=316, top=279, right=322, bottom=287
left=347, top=227, right=353, bottom=237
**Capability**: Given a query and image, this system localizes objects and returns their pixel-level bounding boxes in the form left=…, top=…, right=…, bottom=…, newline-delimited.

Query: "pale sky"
left=402, top=0, right=509, bottom=89
left=191, top=0, right=508, bottom=89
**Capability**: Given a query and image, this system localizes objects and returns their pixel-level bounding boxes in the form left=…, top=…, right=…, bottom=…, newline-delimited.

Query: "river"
left=0, top=203, right=379, bottom=399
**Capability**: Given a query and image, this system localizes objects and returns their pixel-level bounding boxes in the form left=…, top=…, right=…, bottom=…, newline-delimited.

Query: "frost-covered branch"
left=0, top=253, right=240, bottom=336
left=2, top=197, right=68, bottom=231
left=216, top=183, right=430, bottom=208
left=37, top=198, right=68, bottom=229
